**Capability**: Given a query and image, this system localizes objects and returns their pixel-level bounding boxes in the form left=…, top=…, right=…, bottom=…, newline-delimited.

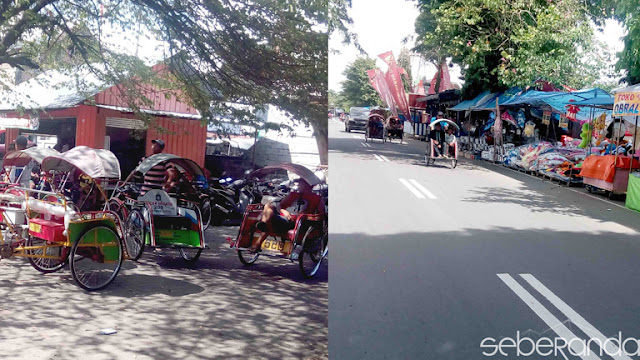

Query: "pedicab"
left=365, top=113, right=387, bottom=143
left=425, top=119, right=459, bottom=168
left=109, top=153, right=207, bottom=263
left=230, top=163, right=328, bottom=278
left=386, top=116, right=404, bottom=143
left=0, top=146, right=126, bottom=291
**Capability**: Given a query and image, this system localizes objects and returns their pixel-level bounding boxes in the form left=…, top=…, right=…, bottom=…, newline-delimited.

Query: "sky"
left=329, top=1, right=626, bottom=93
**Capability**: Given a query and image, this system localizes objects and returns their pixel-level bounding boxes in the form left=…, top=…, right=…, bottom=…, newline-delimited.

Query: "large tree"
left=339, top=57, right=382, bottom=109
left=414, top=0, right=599, bottom=99
left=0, top=0, right=328, bottom=164
left=397, top=48, right=413, bottom=93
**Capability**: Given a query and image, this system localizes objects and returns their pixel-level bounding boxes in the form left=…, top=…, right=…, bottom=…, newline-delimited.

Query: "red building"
left=0, top=64, right=207, bottom=175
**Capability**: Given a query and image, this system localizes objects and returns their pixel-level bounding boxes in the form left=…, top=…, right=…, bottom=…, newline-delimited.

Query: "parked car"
left=345, top=107, right=369, bottom=132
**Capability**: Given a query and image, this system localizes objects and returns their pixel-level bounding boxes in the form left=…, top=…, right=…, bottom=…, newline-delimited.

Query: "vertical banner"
left=367, top=69, right=398, bottom=116
left=379, top=51, right=412, bottom=122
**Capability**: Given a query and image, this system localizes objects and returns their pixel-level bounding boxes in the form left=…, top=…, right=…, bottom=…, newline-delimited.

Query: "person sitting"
left=445, top=126, right=457, bottom=158
left=248, top=178, right=326, bottom=253
left=429, top=123, right=446, bottom=157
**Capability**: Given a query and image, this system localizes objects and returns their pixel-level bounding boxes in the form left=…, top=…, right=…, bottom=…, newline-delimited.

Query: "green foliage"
left=0, top=0, right=328, bottom=162
left=415, top=0, right=600, bottom=98
left=329, top=0, right=363, bottom=53
left=397, top=48, right=413, bottom=93
left=339, top=57, right=382, bottom=109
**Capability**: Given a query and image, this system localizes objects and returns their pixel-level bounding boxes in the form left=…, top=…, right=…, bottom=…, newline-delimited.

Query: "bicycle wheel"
left=106, top=198, right=127, bottom=224
left=238, top=227, right=260, bottom=265
left=70, top=225, right=123, bottom=291
left=124, top=209, right=145, bottom=261
left=26, top=237, right=66, bottom=273
left=179, top=247, right=202, bottom=263
left=200, top=197, right=212, bottom=230
left=298, top=224, right=326, bottom=278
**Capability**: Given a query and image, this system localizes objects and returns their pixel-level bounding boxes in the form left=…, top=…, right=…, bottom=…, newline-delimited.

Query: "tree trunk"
left=314, top=124, right=328, bottom=165
left=434, top=59, right=445, bottom=95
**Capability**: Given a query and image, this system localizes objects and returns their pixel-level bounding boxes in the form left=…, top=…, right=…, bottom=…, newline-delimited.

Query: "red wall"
left=146, top=117, right=207, bottom=167
left=93, top=64, right=199, bottom=116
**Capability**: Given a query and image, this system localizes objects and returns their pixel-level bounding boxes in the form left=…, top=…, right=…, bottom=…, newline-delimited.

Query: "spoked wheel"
left=238, top=228, right=260, bottom=265
left=124, top=209, right=145, bottom=261
left=179, top=247, right=202, bottom=263
left=200, top=198, right=212, bottom=230
left=106, top=198, right=127, bottom=225
left=70, top=225, right=123, bottom=291
left=299, top=224, right=327, bottom=278
left=26, top=237, right=66, bottom=273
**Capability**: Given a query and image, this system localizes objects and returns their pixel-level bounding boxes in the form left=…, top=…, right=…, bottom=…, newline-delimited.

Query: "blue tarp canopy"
left=449, top=91, right=490, bottom=111
left=472, top=87, right=523, bottom=110
left=501, top=88, right=612, bottom=121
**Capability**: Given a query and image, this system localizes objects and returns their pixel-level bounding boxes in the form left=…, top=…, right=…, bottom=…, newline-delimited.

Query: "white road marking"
left=373, top=154, right=384, bottom=162
left=398, top=178, right=425, bottom=199
left=379, top=155, right=390, bottom=162
left=361, top=143, right=367, bottom=148
left=497, top=274, right=602, bottom=360
left=408, top=179, right=437, bottom=199
left=352, top=135, right=360, bottom=139
left=521, top=274, right=631, bottom=360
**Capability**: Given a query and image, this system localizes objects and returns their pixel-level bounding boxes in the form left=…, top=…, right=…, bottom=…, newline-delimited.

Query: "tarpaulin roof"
left=501, top=88, right=612, bottom=121
left=449, top=91, right=491, bottom=111
left=472, top=88, right=523, bottom=111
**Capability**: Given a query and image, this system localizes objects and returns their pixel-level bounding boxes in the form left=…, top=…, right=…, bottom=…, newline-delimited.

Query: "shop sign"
left=613, top=92, right=640, bottom=117
left=559, top=115, right=569, bottom=130
left=542, top=111, right=551, bottom=125
left=0, top=116, right=38, bottom=130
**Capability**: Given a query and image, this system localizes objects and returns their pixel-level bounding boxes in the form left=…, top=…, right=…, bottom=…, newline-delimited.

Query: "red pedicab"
left=230, top=163, right=328, bottom=278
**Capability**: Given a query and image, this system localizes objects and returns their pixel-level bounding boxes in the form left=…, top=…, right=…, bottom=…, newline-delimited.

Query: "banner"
left=613, top=92, right=640, bottom=117
left=379, top=51, right=412, bottom=122
left=428, top=61, right=452, bottom=95
left=367, top=68, right=398, bottom=116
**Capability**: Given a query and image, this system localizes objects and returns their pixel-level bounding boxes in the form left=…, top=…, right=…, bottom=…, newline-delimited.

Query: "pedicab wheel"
left=299, top=224, right=326, bottom=278
left=26, top=237, right=66, bottom=273
left=70, top=225, right=123, bottom=291
left=586, top=185, right=592, bottom=193
left=452, top=159, right=457, bottom=168
left=179, top=247, right=202, bottom=263
left=365, top=128, right=369, bottom=142
left=124, top=209, right=145, bottom=261
left=238, top=228, right=260, bottom=265
left=200, top=197, right=212, bottom=230
left=106, top=198, right=127, bottom=224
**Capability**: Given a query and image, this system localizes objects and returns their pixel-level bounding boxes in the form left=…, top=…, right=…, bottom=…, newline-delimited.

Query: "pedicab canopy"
left=429, top=119, right=460, bottom=130
left=41, top=146, right=121, bottom=179
left=3, top=147, right=59, bottom=167
left=133, top=153, right=204, bottom=177
left=248, top=163, right=323, bottom=186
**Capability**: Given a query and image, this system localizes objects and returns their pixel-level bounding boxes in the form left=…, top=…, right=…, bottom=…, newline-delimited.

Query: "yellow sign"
left=614, top=92, right=640, bottom=117
left=29, top=222, right=41, bottom=233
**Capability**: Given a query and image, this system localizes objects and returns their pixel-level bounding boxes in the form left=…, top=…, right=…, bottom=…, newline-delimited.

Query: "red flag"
left=428, top=62, right=452, bottom=95
left=378, top=51, right=411, bottom=122
left=367, top=70, right=380, bottom=93
left=367, top=68, right=398, bottom=116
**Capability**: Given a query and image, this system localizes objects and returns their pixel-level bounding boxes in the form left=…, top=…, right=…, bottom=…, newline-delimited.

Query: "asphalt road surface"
left=0, top=226, right=327, bottom=360
left=328, top=117, right=640, bottom=359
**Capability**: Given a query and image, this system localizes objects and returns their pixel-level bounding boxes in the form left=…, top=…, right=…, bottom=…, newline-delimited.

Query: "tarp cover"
left=579, top=155, right=640, bottom=183
left=248, top=163, right=322, bottom=186
left=134, top=153, right=204, bottom=177
left=626, top=173, right=640, bottom=212
left=3, top=147, right=60, bottom=167
left=42, top=146, right=121, bottom=179
left=449, top=91, right=491, bottom=111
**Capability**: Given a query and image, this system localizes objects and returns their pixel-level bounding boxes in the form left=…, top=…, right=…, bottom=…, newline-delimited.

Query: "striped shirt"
left=142, top=162, right=170, bottom=192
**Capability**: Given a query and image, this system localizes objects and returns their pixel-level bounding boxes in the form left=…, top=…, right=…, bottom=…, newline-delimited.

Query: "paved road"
left=0, top=226, right=327, bottom=360
left=329, top=117, right=640, bottom=359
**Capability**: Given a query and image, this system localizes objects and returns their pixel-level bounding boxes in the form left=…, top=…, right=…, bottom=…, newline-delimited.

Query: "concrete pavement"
left=0, top=226, right=327, bottom=360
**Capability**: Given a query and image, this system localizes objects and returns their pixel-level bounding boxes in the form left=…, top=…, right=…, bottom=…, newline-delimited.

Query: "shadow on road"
left=0, top=225, right=328, bottom=360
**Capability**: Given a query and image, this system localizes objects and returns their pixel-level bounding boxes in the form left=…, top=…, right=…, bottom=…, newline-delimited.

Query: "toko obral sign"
left=613, top=92, right=640, bottom=116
